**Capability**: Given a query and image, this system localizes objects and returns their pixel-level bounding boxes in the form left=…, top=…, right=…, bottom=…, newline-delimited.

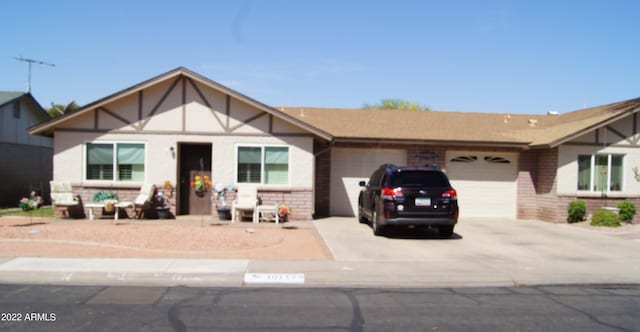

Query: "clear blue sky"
left=2, top=0, right=639, bottom=114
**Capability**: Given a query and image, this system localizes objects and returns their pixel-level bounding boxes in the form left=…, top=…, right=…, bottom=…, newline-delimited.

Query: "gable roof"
left=27, top=67, right=640, bottom=149
left=0, top=91, right=49, bottom=119
left=0, top=91, right=28, bottom=108
left=28, top=67, right=332, bottom=140
left=523, top=97, right=640, bottom=148
left=280, top=97, right=640, bottom=148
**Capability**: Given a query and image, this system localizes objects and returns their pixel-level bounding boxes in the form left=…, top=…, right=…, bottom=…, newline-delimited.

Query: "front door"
left=178, top=143, right=212, bottom=215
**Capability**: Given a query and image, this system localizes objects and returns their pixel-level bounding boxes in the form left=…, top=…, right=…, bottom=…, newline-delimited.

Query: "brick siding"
left=517, top=150, right=538, bottom=219
left=557, top=196, right=640, bottom=223
left=221, top=188, right=313, bottom=221
left=516, top=148, right=561, bottom=223
left=72, top=184, right=313, bottom=221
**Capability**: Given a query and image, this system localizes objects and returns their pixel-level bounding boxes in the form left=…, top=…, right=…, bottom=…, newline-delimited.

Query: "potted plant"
left=19, top=191, right=43, bottom=211
left=278, top=204, right=292, bottom=223
left=154, top=191, right=171, bottom=219
left=93, top=192, right=119, bottom=213
left=214, top=183, right=233, bottom=220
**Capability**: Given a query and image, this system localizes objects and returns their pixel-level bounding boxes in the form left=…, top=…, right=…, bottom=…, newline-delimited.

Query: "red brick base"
left=72, top=185, right=313, bottom=222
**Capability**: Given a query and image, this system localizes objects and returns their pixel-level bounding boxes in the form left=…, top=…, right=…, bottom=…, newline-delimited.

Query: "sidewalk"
left=0, top=254, right=638, bottom=288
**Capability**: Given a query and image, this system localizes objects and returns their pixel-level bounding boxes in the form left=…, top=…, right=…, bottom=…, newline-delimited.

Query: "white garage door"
left=445, top=151, right=518, bottom=218
left=330, top=148, right=407, bottom=216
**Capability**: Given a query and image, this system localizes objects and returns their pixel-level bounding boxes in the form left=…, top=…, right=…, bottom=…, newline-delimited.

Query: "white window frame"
left=234, top=144, right=291, bottom=186
left=577, top=153, right=624, bottom=193
left=83, top=141, right=147, bottom=184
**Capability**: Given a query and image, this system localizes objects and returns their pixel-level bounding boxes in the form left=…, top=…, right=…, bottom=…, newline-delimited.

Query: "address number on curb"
left=244, top=273, right=305, bottom=284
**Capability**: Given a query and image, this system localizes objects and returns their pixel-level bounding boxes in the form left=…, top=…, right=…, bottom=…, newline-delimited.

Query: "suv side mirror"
left=358, top=181, right=366, bottom=187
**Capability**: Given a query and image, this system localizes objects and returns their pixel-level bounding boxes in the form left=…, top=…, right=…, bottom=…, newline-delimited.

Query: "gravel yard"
left=1, top=215, right=637, bottom=261
left=0, top=216, right=332, bottom=260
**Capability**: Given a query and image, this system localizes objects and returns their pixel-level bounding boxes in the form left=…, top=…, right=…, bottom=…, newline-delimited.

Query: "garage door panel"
left=330, top=148, right=406, bottom=217
left=446, top=151, right=518, bottom=219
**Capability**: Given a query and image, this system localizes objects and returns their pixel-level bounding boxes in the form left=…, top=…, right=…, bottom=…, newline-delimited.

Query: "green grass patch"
left=0, top=207, right=53, bottom=218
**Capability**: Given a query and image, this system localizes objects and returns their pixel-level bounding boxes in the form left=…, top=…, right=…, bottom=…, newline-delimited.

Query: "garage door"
left=330, top=148, right=407, bottom=216
left=445, top=151, right=518, bottom=218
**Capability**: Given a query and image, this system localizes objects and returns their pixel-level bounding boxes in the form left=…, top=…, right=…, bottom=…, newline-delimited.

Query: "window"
left=12, top=102, right=20, bottom=119
left=237, top=145, right=289, bottom=185
left=450, top=156, right=477, bottom=163
left=86, top=143, right=145, bottom=181
left=484, top=156, right=511, bottom=164
left=390, top=171, right=450, bottom=187
left=577, top=154, right=623, bottom=192
left=577, top=155, right=591, bottom=190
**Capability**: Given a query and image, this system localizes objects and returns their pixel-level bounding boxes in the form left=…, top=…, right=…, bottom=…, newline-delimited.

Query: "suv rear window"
left=390, top=170, right=450, bottom=187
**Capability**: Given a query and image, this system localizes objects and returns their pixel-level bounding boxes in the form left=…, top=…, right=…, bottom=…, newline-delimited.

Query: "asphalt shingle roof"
left=25, top=67, right=640, bottom=149
left=280, top=97, right=640, bottom=148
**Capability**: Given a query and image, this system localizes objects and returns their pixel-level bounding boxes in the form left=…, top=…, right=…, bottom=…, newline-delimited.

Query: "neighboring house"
left=29, top=67, right=640, bottom=222
left=0, top=92, right=52, bottom=207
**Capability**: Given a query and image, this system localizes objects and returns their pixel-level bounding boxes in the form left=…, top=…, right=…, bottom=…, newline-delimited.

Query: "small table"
left=85, top=202, right=133, bottom=221
left=257, top=205, right=280, bottom=224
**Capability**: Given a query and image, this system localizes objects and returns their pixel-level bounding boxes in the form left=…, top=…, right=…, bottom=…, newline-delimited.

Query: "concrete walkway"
left=0, top=218, right=639, bottom=288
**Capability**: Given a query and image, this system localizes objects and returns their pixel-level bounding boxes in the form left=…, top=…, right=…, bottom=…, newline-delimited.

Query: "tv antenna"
left=14, top=56, right=55, bottom=92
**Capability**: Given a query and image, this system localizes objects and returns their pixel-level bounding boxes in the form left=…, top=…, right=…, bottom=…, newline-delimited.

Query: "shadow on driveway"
left=366, top=224, right=463, bottom=240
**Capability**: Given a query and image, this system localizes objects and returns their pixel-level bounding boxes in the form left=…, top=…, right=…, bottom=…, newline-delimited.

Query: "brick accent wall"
left=73, top=186, right=140, bottom=207
left=73, top=185, right=313, bottom=221
left=406, top=146, right=446, bottom=168
left=222, top=188, right=313, bottom=221
left=557, top=196, right=640, bottom=223
left=71, top=185, right=145, bottom=219
left=256, top=189, right=313, bottom=221
left=517, top=150, right=538, bottom=220
left=515, top=148, right=561, bottom=222
left=535, top=148, right=560, bottom=222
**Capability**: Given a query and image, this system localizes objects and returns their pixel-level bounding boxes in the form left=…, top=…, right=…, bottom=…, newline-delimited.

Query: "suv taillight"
left=442, top=189, right=457, bottom=200
left=382, top=187, right=403, bottom=200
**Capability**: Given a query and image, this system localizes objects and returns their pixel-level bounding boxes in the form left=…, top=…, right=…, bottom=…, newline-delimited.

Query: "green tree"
left=46, top=101, right=80, bottom=118
left=363, top=98, right=430, bottom=111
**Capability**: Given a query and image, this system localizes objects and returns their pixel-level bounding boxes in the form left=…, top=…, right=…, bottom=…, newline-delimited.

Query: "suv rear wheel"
left=438, top=225, right=454, bottom=237
left=371, top=206, right=385, bottom=236
left=358, top=206, right=367, bottom=224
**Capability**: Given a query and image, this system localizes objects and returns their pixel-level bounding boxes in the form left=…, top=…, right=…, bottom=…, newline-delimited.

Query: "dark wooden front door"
left=178, top=143, right=212, bottom=215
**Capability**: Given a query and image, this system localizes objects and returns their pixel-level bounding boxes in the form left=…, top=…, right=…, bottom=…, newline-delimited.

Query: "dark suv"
left=358, top=164, right=459, bottom=236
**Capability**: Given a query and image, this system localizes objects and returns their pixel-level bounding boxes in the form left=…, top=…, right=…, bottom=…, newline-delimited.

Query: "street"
left=0, top=284, right=638, bottom=331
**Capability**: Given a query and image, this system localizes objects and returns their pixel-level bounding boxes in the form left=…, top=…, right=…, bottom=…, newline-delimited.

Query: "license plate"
left=415, top=197, right=431, bottom=207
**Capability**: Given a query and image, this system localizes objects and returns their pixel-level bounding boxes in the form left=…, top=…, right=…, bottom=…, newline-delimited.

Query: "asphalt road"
left=0, top=284, right=638, bottom=331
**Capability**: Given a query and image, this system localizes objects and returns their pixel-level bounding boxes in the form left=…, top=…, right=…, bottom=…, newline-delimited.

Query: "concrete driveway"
left=312, top=217, right=640, bottom=286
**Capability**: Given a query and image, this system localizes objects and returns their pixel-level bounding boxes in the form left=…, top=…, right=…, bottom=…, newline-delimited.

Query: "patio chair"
left=49, top=181, right=83, bottom=219
left=232, top=184, right=258, bottom=223
left=133, top=183, right=157, bottom=219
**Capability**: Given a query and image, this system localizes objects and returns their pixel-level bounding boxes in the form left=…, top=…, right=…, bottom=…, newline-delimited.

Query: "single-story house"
left=0, top=92, right=52, bottom=206
left=29, top=67, right=640, bottom=222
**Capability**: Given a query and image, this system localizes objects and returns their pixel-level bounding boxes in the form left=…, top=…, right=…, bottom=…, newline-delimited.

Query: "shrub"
left=567, top=200, right=587, bottom=223
left=591, top=210, right=621, bottom=227
left=617, top=201, right=636, bottom=223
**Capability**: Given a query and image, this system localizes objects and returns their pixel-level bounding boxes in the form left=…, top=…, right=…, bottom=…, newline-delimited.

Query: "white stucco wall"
left=557, top=116, right=640, bottom=196
left=557, top=144, right=640, bottom=197
left=53, top=131, right=314, bottom=190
